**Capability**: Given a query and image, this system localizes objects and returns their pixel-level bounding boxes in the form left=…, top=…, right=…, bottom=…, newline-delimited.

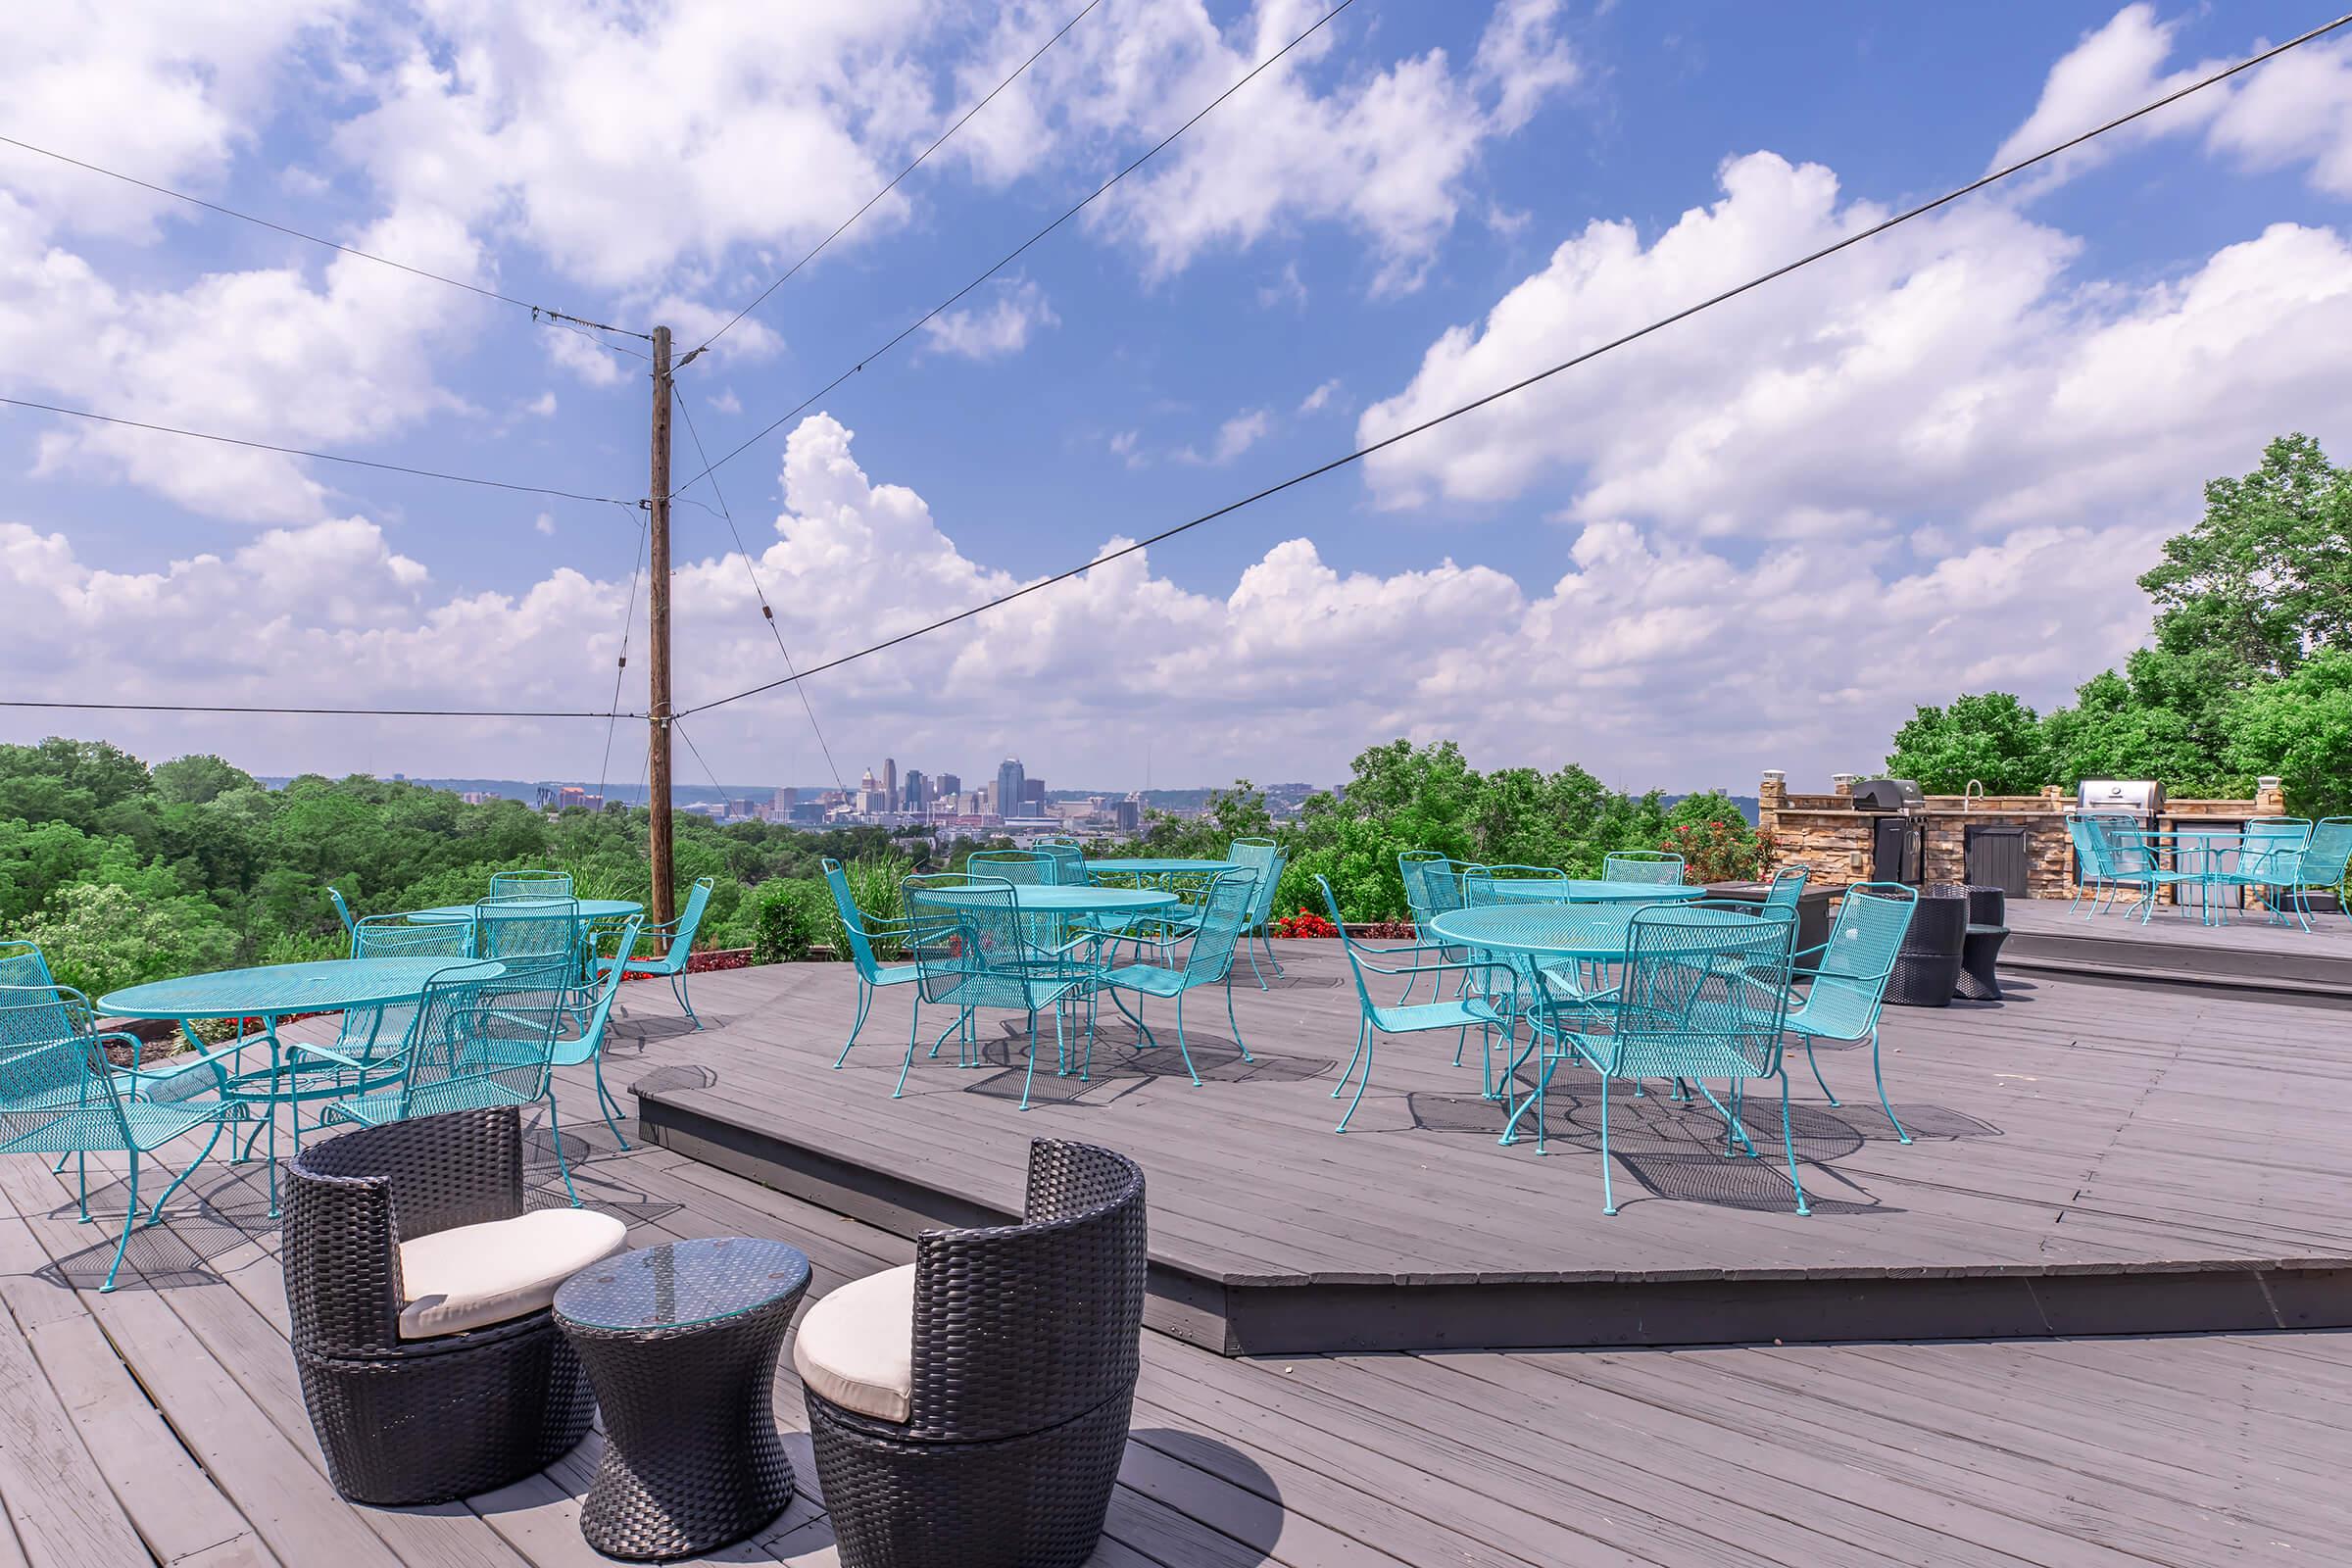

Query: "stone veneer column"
left=2257, top=776, right=2287, bottom=814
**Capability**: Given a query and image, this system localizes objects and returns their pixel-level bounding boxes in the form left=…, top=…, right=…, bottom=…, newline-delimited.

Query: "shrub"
left=1660, top=819, right=1774, bottom=883
left=749, top=879, right=823, bottom=964
left=20, top=880, right=238, bottom=1000
left=1267, top=906, right=1340, bottom=939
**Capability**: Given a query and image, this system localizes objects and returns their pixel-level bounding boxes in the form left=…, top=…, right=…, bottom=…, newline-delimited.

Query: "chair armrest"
left=122, top=1040, right=246, bottom=1102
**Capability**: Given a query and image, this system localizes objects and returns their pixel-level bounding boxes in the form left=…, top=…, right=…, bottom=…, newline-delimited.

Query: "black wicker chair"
left=798, top=1139, right=1148, bottom=1568
left=283, top=1106, right=616, bottom=1504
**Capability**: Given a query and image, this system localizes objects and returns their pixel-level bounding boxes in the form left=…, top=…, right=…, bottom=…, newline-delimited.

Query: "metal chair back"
left=327, top=887, right=357, bottom=934
left=1398, top=854, right=1467, bottom=928
left=1462, top=864, right=1567, bottom=906
left=1228, top=839, right=1284, bottom=929
left=1795, top=883, right=1916, bottom=1041
left=473, top=898, right=581, bottom=965
left=1030, top=840, right=1087, bottom=884
left=2301, top=818, right=2352, bottom=891
left=643, top=876, right=715, bottom=974
left=1180, top=871, right=1259, bottom=988
left=488, top=869, right=573, bottom=902
left=338, top=916, right=474, bottom=1061
left=966, top=851, right=1053, bottom=886
left=1603, top=851, right=1685, bottom=885
left=0, top=986, right=132, bottom=1150
left=1762, top=865, right=1809, bottom=915
left=391, top=956, right=572, bottom=1121
left=824, top=858, right=892, bottom=982
left=905, top=875, right=1052, bottom=1013
left=1604, top=902, right=1797, bottom=1080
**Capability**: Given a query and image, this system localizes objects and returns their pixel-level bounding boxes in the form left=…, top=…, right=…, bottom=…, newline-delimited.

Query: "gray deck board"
left=3, top=955, right=2350, bottom=1563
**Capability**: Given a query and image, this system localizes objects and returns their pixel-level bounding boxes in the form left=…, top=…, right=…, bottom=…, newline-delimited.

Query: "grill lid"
left=1851, top=778, right=1925, bottom=812
left=2077, top=779, right=2164, bottom=815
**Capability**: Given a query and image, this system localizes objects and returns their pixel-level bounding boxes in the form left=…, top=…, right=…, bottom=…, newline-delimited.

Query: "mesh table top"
left=1482, top=880, right=1707, bottom=904
left=919, top=885, right=1177, bottom=912
left=1086, top=859, right=1239, bottom=876
left=98, top=956, right=488, bottom=1020
left=555, top=1237, right=810, bottom=1333
left=1429, top=905, right=1765, bottom=960
left=407, top=898, right=644, bottom=922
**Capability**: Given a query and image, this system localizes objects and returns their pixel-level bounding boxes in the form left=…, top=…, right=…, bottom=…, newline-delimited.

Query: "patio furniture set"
left=2066, top=812, right=2352, bottom=929
left=824, top=839, right=1289, bottom=1107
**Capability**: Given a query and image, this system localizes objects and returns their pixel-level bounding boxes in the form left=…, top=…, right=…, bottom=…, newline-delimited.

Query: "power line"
left=694, top=1, right=1102, bottom=357
left=0, top=132, right=649, bottom=339
left=595, top=518, right=653, bottom=806
left=669, top=0, right=1357, bottom=497
left=678, top=10, right=2352, bottom=719
left=672, top=391, right=849, bottom=791
left=0, top=698, right=635, bottom=719
left=0, top=395, right=638, bottom=508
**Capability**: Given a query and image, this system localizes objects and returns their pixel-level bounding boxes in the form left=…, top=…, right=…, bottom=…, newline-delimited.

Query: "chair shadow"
left=758, top=1429, right=1280, bottom=1567
left=960, top=1023, right=1336, bottom=1105
left=30, top=1159, right=283, bottom=1292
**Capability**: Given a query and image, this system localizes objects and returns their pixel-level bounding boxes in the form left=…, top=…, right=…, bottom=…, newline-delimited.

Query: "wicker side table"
left=1886, top=891, right=1967, bottom=1006
left=555, top=1237, right=811, bottom=1561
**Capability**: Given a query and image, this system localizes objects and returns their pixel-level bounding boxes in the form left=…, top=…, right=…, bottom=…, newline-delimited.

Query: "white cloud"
left=1212, top=409, right=1272, bottom=463
left=1298, top=378, right=1342, bottom=414
left=709, top=388, right=744, bottom=416
left=1357, top=151, right=2352, bottom=549
left=525, top=391, right=558, bottom=417
left=920, top=278, right=1059, bottom=360
left=974, top=0, right=1584, bottom=294
left=1990, top=5, right=2352, bottom=197
left=1108, top=428, right=1144, bottom=467
left=534, top=512, right=556, bottom=535
left=0, top=415, right=2173, bottom=788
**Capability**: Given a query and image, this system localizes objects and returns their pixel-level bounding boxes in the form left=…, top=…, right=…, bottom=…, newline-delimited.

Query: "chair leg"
left=147, top=1119, right=227, bottom=1223
left=671, top=969, right=701, bottom=1029
left=1332, top=1018, right=1368, bottom=1101
left=834, top=980, right=872, bottom=1068
left=1247, top=932, right=1269, bottom=991
left=1870, top=1025, right=1911, bottom=1144
left=101, top=1151, right=140, bottom=1293
left=1335, top=1026, right=1374, bottom=1133
left=1801, top=1034, right=1840, bottom=1105
left=1225, top=977, right=1253, bottom=1064
left=1257, top=927, right=1284, bottom=977
left=1779, top=1070, right=1812, bottom=1215
left=593, top=1055, right=631, bottom=1150
left=1597, top=1076, right=1615, bottom=1215
left=75, top=1151, right=89, bottom=1223
left=1172, top=993, right=1202, bottom=1087
left=895, top=998, right=921, bottom=1099
left=543, top=1097, right=582, bottom=1206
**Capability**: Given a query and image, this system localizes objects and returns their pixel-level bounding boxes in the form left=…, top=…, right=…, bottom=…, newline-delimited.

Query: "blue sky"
left=4, top=1, right=2350, bottom=795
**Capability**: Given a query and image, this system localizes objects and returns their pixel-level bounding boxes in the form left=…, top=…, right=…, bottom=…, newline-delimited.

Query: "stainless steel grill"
left=2077, top=779, right=2165, bottom=819
left=1854, top=779, right=1925, bottom=883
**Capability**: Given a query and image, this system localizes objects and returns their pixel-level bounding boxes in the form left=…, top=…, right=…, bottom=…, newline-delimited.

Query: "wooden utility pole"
left=647, top=324, right=676, bottom=931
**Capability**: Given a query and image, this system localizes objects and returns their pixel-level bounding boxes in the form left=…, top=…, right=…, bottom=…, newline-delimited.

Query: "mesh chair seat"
left=331, top=1081, right=538, bottom=1129
left=0, top=1098, right=221, bottom=1154
left=1368, top=996, right=1508, bottom=1036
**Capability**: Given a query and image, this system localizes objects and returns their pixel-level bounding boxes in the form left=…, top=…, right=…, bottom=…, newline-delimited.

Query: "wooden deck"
left=3, top=1003, right=2350, bottom=1566
left=637, top=950, right=2352, bottom=1351
left=2003, top=896, right=2352, bottom=1005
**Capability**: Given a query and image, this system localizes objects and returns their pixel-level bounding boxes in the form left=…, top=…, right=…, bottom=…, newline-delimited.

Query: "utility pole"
left=647, top=324, right=676, bottom=933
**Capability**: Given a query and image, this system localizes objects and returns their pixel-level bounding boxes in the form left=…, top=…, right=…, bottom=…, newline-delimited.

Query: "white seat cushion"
left=397, top=1207, right=629, bottom=1341
left=792, top=1263, right=915, bottom=1422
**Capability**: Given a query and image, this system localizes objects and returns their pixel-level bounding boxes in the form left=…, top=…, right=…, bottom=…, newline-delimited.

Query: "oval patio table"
left=406, top=898, right=645, bottom=923
left=1084, top=858, right=1237, bottom=885
left=922, top=885, right=1179, bottom=913
left=102, top=957, right=492, bottom=1216
left=1480, top=879, right=1708, bottom=906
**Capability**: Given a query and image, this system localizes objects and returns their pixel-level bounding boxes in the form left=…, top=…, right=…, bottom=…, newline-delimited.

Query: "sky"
left=4, top=0, right=2351, bottom=797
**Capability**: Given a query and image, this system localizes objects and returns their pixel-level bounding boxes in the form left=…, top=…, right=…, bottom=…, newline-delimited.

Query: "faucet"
left=1963, top=780, right=1984, bottom=812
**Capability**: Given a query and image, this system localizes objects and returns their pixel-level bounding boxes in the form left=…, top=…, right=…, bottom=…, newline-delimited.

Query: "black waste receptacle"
left=1886, top=890, right=1967, bottom=1005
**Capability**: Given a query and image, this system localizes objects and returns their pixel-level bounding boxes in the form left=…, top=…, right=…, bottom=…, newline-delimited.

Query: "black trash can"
left=1886, top=890, right=1967, bottom=1005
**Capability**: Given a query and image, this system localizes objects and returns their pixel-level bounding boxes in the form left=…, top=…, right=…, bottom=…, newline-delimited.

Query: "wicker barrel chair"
left=283, top=1105, right=628, bottom=1504
left=795, top=1139, right=1148, bottom=1568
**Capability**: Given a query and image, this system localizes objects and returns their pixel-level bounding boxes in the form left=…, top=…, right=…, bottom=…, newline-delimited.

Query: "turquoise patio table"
left=101, top=956, right=493, bottom=1215
left=921, top=886, right=1177, bottom=914
left=407, top=898, right=644, bottom=923
left=1482, top=879, right=1706, bottom=906
left=1085, top=858, right=1236, bottom=884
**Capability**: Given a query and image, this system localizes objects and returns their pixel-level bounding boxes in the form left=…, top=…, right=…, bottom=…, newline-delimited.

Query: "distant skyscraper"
left=772, top=787, right=797, bottom=812
left=937, top=772, right=960, bottom=800
left=882, top=759, right=898, bottom=813
left=1022, top=778, right=1045, bottom=808
left=997, top=758, right=1025, bottom=818
left=903, top=768, right=925, bottom=812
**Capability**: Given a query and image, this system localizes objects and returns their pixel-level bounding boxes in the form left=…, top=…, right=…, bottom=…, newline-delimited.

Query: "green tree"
left=0, top=818, right=101, bottom=923
left=2140, top=433, right=2352, bottom=676
left=1884, top=692, right=2053, bottom=793
left=2225, top=650, right=2352, bottom=816
left=20, top=880, right=238, bottom=999
left=151, top=754, right=258, bottom=806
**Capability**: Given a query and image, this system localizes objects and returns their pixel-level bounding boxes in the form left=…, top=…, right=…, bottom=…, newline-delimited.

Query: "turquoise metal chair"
left=966, top=850, right=1053, bottom=884
left=1396, top=853, right=1471, bottom=1004
left=0, top=985, right=239, bottom=1290
left=1319, top=876, right=1514, bottom=1132
left=1603, top=851, right=1685, bottom=885
left=476, top=896, right=581, bottom=963
left=2230, top=818, right=2316, bottom=929
left=1762, top=865, right=1809, bottom=917
left=1462, top=864, right=1569, bottom=905
left=2083, top=814, right=2198, bottom=922
left=327, top=956, right=588, bottom=1202
left=2063, top=812, right=2103, bottom=912
left=1507, top=903, right=1802, bottom=1214
left=1096, top=870, right=1258, bottom=1085
left=596, top=877, right=713, bottom=1028
left=552, top=915, right=643, bottom=1152
left=1030, top=840, right=1088, bottom=884
left=824, top=858, right=920, bottom=1067
left=327, top=886, right=358, bottom=935
left=489, top=869, right=573, bottom=901
left=901, top=874, right=1095, bottom=1111
left=2297, top=818, right=2352, bottom=920
left=1228, top=838, right=1287, bottom=987
left=1782, top=883, right=1918, bottom=1140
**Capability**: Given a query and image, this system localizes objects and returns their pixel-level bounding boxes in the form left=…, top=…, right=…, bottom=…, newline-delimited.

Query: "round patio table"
left=100, top=957, right=491, bottom=1216
left=1481, top=879, right=1707, bottom=906
left=405, top=898, right=644, bottom=923
left=922, top=885, right=1177, bottom=914
left=556, top=1237, right=810, bottom=1560
left=1085, top=858, right=1236, bottom=885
